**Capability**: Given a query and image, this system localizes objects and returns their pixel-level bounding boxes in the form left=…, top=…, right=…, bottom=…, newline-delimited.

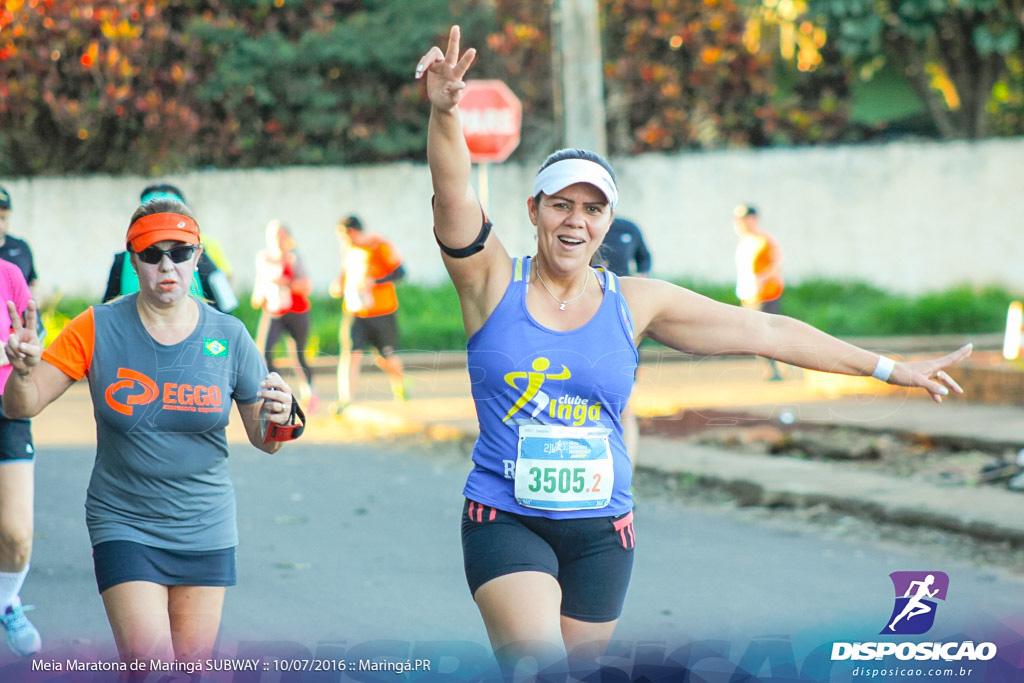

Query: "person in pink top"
left=0, top=258, right=39, bottom=657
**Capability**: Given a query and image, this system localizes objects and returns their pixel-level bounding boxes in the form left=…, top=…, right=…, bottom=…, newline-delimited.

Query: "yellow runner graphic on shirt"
left=502, top=357, right=571, bottom=422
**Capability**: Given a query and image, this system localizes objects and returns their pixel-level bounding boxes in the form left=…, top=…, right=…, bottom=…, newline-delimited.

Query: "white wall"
left=4, top=136, right=1023, bottom=301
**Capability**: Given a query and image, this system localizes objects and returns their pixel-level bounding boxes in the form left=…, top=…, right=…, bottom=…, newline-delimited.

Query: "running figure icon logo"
left=881, top=571, right=949, bottom=635
left=502, top=357, right=571, bottom=423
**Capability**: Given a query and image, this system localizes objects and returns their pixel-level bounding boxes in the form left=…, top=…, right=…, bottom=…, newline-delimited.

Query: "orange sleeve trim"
left=41, top=307, right=95, bottom=381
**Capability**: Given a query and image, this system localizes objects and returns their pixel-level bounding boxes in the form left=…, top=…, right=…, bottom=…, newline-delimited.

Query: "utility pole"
left=553, top=0, right=608, bottom=155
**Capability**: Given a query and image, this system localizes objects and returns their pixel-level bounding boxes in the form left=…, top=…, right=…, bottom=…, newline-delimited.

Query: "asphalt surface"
left=16, top=440, right=1024, bottom=683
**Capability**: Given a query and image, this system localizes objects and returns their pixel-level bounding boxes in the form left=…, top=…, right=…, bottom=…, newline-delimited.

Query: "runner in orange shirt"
left=734, top=204, right=784, bottom=380
left=329, top=216, right=408, bottom=413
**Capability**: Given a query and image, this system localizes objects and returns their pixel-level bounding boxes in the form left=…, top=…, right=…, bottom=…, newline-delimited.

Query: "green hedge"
left=669, top=279, right=1017, bottom=338
left=41, top=280, right=1020, bottom=356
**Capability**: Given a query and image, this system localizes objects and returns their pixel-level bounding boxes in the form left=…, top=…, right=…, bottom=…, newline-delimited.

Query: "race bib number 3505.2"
left=514, top=425, right=614, bottom=511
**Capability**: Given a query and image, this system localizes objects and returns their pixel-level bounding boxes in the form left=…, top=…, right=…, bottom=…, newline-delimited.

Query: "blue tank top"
left=463, top=256, right=639, bottom=518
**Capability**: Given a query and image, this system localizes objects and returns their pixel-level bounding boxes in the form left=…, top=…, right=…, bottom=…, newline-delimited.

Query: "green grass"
left=42, top=279, right=1019, bottom=356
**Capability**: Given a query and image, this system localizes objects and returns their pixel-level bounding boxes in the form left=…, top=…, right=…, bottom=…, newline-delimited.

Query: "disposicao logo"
left=882, top=570, right=949, bottom=635
left=831, top=571, right=997, bottom=663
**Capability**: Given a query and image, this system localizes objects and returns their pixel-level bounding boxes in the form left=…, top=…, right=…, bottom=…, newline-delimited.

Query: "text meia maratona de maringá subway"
left=33, top=659, right=259, bottom=674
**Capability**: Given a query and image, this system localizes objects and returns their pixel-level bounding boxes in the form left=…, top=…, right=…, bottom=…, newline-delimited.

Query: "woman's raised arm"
left=417, top=25, right=481, bottom=245
left=416, top=26, right=513, bottom=335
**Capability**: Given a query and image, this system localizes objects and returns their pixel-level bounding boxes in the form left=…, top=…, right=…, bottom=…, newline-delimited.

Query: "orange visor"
left=126, top=213, right=201, bottom=252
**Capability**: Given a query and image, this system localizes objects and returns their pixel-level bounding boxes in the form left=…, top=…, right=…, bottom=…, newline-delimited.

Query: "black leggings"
left=265, top=311, right=313, bottom=384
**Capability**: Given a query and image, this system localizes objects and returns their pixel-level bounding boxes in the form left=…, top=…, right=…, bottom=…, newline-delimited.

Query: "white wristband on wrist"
left=872, top=356, right=895, bottom=382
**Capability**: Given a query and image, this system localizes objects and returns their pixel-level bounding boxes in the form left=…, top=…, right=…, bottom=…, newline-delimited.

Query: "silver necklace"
left=534, top=262, right=590, bottom=311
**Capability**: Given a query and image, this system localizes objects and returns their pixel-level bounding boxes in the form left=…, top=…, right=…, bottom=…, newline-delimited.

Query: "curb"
left=638, top=439, right=1024, bottom=546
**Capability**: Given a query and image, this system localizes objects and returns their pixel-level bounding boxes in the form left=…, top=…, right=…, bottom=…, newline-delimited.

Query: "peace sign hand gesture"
left=6, top=300, right=41, bottom=378
left=414, top=25, right=477, bottom=113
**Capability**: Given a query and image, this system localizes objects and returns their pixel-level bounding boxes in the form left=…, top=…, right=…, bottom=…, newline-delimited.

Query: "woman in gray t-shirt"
left=2, top=199, right=305, bottom=666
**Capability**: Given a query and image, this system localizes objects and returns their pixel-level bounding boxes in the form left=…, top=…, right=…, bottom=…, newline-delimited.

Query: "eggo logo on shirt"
left=105, top=368, right=159, bottom=415
left=105, top=368, right=224, bottom=415
left=162, top=382, right=223, bottom=412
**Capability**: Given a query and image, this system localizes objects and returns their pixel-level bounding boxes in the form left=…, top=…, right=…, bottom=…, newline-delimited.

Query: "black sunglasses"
left=136, top=245, right=197, bottom=265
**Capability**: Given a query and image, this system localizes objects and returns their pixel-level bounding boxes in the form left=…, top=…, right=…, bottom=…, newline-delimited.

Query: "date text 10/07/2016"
left=271, top=658, right=431, bottom=674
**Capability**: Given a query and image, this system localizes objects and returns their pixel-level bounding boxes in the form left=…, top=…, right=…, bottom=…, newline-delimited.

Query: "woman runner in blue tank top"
left=416, top=26, right=973, bottom=679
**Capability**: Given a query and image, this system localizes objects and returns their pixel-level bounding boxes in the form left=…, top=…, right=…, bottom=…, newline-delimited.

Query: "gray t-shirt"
left=45, top=294, right=266, bottom=550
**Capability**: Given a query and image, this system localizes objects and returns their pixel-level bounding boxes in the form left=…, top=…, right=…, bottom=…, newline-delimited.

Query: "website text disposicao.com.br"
left=851, top=664, right=980, bottom=679
left=837, top=640, right=997, bottom=680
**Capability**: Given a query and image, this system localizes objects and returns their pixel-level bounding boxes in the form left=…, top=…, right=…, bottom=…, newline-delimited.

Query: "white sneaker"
left=1, top=596, right=41, bottom=656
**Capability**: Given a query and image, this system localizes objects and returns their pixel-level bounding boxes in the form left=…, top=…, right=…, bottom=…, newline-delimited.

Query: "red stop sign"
left=458, top=80, right=522, bottom=163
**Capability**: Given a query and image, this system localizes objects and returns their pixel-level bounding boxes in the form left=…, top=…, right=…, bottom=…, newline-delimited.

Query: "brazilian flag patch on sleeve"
left=204, top=338, right=230, bottom=357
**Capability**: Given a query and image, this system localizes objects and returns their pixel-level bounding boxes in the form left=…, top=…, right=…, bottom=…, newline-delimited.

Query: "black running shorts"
left=0, top=403, right=33, bottom=462
left=350, top=313, right=400, bottom=355
left=461, top=499, right=635, bottom=623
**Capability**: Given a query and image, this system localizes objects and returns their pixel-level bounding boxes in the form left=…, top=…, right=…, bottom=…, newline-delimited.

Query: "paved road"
left=8, top=439, right=1024, bottom=682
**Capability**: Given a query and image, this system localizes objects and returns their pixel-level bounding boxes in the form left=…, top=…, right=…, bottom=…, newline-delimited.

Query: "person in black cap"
left=599, top=217, right=651, bottom=279
left=598, top=216, right=652, bottom=466
left=0, top=186, right=40, bottom=301
left=102, top=183, right=238, bottom=313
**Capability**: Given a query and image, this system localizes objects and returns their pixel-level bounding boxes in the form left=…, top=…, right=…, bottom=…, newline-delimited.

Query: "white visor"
left=532, top=158, right=618, bottom=209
